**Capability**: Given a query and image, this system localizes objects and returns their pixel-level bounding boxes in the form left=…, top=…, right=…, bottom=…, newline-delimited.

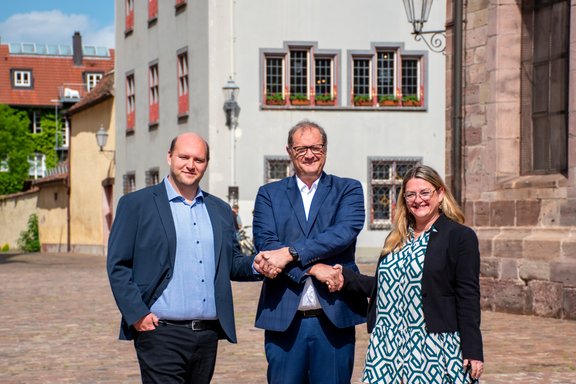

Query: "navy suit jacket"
left=107, top=182, right=258, bottom=343
left=341, top=214, right=484, bottom=361
left=252, top=173, right=367, bottom=331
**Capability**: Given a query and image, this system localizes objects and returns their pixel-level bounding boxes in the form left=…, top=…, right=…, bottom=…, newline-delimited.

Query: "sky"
left=0, top=0, right=115, bottom=48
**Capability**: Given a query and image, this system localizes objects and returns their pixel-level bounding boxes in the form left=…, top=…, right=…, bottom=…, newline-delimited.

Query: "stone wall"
left=0, top=189, right=39, bottom=251
left=446, top=0, right=576, bottom=320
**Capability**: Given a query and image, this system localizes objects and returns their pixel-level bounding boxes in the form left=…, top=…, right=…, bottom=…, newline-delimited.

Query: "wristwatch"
left=288, top=246, right=299, bottom=262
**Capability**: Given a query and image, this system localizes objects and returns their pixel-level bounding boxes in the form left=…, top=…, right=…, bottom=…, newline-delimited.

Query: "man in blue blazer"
left=252, top=120, right=367, bottom=384
left=107, top=133, right=260, bottom=384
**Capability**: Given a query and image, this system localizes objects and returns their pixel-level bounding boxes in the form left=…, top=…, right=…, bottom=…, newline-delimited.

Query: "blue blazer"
left=252, top=173, right=368, bottom=331
left=341, top=214, right=484, bottom=361
left=107, top=182, right=258, bottom=343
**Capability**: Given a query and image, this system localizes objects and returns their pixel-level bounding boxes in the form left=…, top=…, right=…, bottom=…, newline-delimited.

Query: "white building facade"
left=114, top=0, right=446, bottom=257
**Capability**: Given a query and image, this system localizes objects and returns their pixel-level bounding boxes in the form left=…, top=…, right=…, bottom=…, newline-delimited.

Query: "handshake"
left=253, top=247, right=344, bottom=292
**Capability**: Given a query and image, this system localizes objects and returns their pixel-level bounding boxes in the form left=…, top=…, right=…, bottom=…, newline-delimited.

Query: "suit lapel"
left=204, top=194, right=222, bottom=271
left=286, top=176, right=308, bottom=234
left=306, top=173, right=330, bottom=236
left=153, top=183, right=177, bottom=267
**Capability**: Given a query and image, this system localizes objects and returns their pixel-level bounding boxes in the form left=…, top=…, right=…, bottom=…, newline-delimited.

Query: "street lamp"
left=402, top=0, right=446, bottom=53
left=95, top=124, right=109, bottom=152
left=401, top=0, right=463, bottom=203
left=222, top=78, right=241, bottom=204
left=223, top=78, right=240, bottom=130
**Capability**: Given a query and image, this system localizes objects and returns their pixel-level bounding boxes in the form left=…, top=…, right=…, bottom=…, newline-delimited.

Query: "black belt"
left=298, top=309, right=324, bottom=318
left=158, top=319, right=219, bottom=331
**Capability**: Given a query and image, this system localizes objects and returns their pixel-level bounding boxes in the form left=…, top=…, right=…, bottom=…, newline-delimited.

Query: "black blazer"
left=107, top=182, right=259, bottom=343
left=342, top=214, right=483, bottom=361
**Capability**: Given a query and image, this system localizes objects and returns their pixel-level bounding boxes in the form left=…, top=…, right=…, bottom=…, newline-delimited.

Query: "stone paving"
left=0, top=252, right=575, bottom=384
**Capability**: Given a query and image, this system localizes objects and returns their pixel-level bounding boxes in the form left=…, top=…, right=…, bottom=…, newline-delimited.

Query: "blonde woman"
left=321, top=165, right=484, bottom=383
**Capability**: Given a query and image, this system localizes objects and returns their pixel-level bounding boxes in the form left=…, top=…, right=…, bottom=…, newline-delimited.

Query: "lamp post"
left=95, top=124, right=109, bottom=152
left=222, top=78, right=241, bottom=204
left=402, top=0, right=463, bottom=203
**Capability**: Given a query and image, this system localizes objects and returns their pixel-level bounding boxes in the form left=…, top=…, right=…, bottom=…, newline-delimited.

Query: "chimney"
left=72, top=31, right=83, bottom=66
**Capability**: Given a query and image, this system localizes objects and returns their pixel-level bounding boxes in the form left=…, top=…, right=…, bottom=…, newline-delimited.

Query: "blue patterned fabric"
left=362, top=227, right=476, bottom=384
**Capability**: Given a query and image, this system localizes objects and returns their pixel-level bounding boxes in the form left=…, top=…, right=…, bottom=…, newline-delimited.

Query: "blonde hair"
left=381, top=165, right=465, bottom=256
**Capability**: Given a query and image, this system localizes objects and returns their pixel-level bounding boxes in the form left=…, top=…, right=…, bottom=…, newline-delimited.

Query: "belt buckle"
left=191, top=320, right=204, bottom=331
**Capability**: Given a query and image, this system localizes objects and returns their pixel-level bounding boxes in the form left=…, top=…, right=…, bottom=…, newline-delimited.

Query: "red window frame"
left=126, top=74, right=135, bottom=131
left=177, top=52, right=189, bottom=116
left=149, top=64, right=159, bottom=124
left=125, top=0, right=134, bottom=33
left=148, top=0, right=158, bottom=20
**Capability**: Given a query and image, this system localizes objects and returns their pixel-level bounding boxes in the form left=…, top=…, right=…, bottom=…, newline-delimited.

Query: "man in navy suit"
left=252, top=120, right=367, bottom=383
left=107, top=132, right=261, bottom=384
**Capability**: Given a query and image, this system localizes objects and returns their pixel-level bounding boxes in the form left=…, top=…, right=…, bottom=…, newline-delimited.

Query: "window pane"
left=549, top=113, right=567, bottom=170
left=353, top=58, right=370, bottom=96
left=377, top=51, right=395, bottom=97
left=372, top=185, right=392, bottom=221
left=532, top=115, right=550, bottom=171
left=530, top=0, right=568, bottom=174
left=401, top=59, right=418, bottom=97
left=396, top=161, right=417, bottom=180
left=372, top=161, right=391, bottom=180
left=315, top=58, right=332, bottom=97
left=266, top=158, right=291, bottom=183
left=290, top=50, right=308, bottom=96
left=266, top=57, right=283, bottom=95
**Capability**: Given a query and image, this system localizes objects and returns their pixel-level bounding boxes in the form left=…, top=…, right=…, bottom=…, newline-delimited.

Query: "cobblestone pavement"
left=1, top=252, right=575, bottom=383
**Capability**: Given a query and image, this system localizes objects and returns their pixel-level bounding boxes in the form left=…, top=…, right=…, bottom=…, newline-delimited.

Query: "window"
left=126, top=73, right=136, bottom=131
left=31, top=111, right=42, bottom=134
left=265, top=157, right=292, bottom=183
left=28, top=153, right=46, bottom=179
left=265, top=56, right=285, bottom=104
left=263, top=44, right=337, bottom=106
left=149, top=63, right=159, bottom=125
left=85, top=73, right=103, bottom=92
left=123, top=172, right=136, bottom=194
left=12, top=70, right=32, bottom=88
left=145, top=168, right=160, bottom=186
left=290, top=50, right=308, bottom=98
left=377, top=51, right=395, bottom=98
left=177, top=50, right=189, bottom=116
left=125, top=0, right=134, bottom=33
left=351, top=47, right=424, bottom=107
left=148, top=0, right=158, bottom=21
left=368, top=158, right=421, bottom=229
left=59, top=119, right=70, bottom=149
left=352, top=58, right=372, bottom=105
left=521, top=0, right=569, bottom=175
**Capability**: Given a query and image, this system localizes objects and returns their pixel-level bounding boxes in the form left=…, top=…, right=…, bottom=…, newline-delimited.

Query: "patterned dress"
left=362, top=227, right=475, bottom=384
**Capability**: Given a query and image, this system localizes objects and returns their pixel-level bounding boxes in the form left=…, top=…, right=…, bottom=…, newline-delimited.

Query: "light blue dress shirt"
left=150, top=177, right=217, bottom=320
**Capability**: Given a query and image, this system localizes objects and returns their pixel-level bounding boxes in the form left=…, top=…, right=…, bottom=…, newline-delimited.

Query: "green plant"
left=353, top=94, right=372, bottom=103
left=17, top=213, right=40, bottom=252
left=290, top=93, right=309, bottom=101
left=1, top=243, right=9, bottom=252
left=315, top=94, right=333, bottom=102
left=266, top=92, right=285, bottom=102
left=402, top=95, right=420, bottom=102
left=379, top=95, right=398, bottom=103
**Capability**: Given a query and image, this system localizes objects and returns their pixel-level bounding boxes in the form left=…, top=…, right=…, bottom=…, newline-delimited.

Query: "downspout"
left=452, top=0, right=464, bottom=204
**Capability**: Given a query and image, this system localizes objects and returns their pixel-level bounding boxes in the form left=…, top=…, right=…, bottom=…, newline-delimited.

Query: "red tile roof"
left=0, top=44, right=115, bottom=108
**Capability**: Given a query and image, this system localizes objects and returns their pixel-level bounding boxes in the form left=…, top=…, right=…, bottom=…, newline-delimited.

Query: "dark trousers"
left=134, top=322, right=219, bottom=384
left=265, top=312, right=355, bottom=384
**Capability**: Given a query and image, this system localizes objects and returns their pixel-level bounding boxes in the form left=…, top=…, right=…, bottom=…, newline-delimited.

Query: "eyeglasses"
left=291, top=144, right=325, bottom=157
left=404, top=189, right=437, bottom=202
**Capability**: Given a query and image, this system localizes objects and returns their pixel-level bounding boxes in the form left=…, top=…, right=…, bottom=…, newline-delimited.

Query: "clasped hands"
left=254, top=247, right=344, bottom=292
